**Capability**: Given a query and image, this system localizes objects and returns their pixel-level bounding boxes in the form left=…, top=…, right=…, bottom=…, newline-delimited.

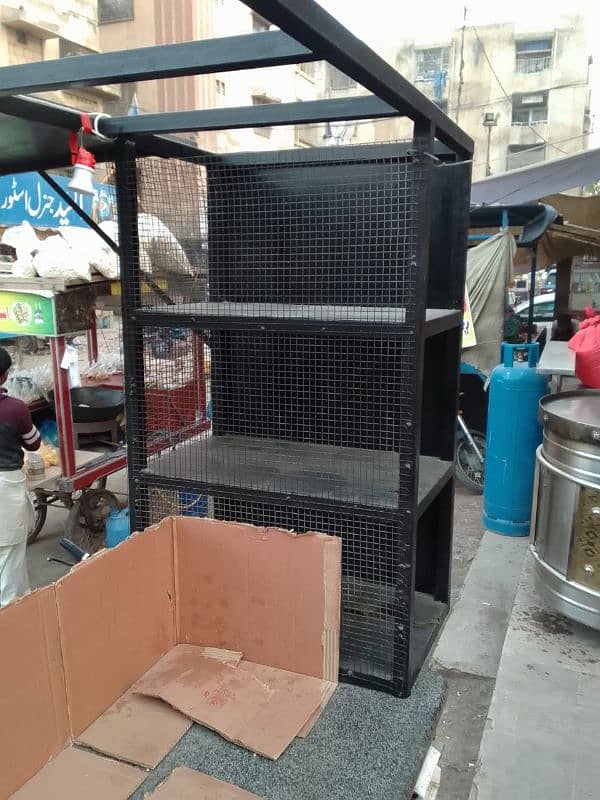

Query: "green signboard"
left=0, top=290, right=55, bottom=336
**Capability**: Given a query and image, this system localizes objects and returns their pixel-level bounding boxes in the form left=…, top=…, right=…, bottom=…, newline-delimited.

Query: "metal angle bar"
left=0, top=31, right=314, bottom=97
left=100, top=95, right=399, bottom=136
left=137, top=472, right=404, bottom=519
left=242, top=0, right=474, bottom=157
left=0, top=94, right=84, bottom=130
left=38, top=171, right=120, bottom=254
left=216, top=140, right=453, bottom=168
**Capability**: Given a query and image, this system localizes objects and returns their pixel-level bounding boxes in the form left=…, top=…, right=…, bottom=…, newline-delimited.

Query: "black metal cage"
left=0, top=0, right=473, bottom=696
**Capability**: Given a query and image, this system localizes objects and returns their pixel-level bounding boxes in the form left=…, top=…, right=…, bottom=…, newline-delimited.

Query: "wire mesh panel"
left=117, top=146, right=419, bottom=326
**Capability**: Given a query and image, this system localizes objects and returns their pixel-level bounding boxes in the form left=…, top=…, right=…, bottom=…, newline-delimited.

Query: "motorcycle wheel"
left=455, top=431, right=486, bottom=494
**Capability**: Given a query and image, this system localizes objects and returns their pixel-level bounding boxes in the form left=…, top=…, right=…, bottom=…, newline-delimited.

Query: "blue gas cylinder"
left=483, top=343, right=548, bottom=536
left=105, top=507, right=130, bottom=547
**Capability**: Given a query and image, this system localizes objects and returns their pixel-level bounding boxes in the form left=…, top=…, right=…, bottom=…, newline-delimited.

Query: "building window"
left=415, top=47, right=450, bottom=82
left=252, top=13, right=270, bottom=33
left=298, top=61, right=316, bottom=80
left=515, top=39, right=552, bottom=73
left=507, top=143, right=546, bottom=170
left=98, top=0, right=134, bottom=24
left=59, top=38, right=94, bottom=58
left=252, top=94, right=278, bottom=138
left=215, top=79, right=226, bottom=97
left=512, top=93, right=548, bottom=125
left=295, top=124, right=320, bottom=148
left=327, top=65, right=356, bottom=91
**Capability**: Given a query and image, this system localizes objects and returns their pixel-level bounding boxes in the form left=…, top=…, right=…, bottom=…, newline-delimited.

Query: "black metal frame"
left=0, top=0, right=473, bottom=697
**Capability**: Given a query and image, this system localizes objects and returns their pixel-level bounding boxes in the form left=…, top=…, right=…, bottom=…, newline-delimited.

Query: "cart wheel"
left=64, top=488, right=119, bottom=554
left=27, top=490, right=48, bottom=545
left=455, top=431, right=486, bottom=494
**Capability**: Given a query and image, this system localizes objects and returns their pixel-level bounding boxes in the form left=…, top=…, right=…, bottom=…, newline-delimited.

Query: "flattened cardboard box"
left=0, top=517, right=341, bottom=798
left=146, top=766, right=262, bottom=799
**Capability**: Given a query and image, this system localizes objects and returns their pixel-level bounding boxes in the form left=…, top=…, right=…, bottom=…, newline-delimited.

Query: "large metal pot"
left=48, top=387, right=125, bottom=423
left=530, top=390, right=600, bottom=629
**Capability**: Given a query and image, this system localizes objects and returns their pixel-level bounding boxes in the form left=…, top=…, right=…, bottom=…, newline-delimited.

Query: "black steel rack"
left=0, top=0, right=472, bottom=696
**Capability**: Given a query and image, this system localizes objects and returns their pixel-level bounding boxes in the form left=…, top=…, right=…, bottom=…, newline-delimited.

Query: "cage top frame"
left=0, top=0, right=473, bottom=175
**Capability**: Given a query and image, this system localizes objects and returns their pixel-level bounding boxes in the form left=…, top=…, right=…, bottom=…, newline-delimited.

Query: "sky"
left=318, top=0, right=599, bottom=50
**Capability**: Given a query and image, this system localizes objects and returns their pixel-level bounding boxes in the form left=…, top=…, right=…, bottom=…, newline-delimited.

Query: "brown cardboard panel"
left=174, top=518, right=342, bottom=680
left=76, top=692, right=191, bottom=769
left=0, top=587, right=70, bottom=799
left=9, top=746, right=146, bottom=800
left=146, top=766, right=262, bottom=799
left=56, top=518, right=176, bottom=737
left=297, top=680, right=337, bottom=738
left=134, top=645, right=323, bottom=759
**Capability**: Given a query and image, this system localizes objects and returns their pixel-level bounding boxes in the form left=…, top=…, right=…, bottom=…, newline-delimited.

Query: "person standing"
left=0, top=346, right=41, bottom=606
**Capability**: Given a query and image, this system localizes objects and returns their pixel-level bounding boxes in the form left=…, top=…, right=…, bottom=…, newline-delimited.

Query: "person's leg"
left=0, top=539, right=30, bottom=606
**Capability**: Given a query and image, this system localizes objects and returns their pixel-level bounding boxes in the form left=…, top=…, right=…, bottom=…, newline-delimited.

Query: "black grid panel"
left=136, top=326, right=415, bottom=512
left=141, top=484, right=412, bottom=694
left=121, top=147, right=418, bottom=326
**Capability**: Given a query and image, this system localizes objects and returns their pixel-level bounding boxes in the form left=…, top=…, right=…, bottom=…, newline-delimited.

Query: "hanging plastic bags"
left=569, top=312, right=600, bottom=388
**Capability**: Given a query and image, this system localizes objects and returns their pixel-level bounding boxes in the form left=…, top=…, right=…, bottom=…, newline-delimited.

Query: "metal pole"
left=485, top=125, right=493, bottom=176
left=86, top=309, right=99, bottom=364
left=50, top=336, right=77, bottom=477
left=115, top=140, right=148, bottom=531
left=527, top=244, right=537, bottom=344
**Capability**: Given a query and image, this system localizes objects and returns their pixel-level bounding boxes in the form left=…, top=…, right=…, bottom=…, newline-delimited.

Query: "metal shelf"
left=142, top=434, right=452, bottom=516
left=134, top=304, right=461, bottom=337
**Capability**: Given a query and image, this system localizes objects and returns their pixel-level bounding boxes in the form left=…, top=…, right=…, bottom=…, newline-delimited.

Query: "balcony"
left=515, top=54, right=552, bottom=74
left=509, top=121, right=548, bottom=148
left=0, top=3, right=59, bottom=39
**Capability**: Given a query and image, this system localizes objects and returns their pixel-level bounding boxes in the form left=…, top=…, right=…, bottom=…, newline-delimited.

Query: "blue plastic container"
left=105, top=507, right=130, bottom=547
left=483, top=343, right=548, bottom=536
left=179, top=491, right=208, bottom=518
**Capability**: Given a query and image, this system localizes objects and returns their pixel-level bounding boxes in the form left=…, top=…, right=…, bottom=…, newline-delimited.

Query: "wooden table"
left=536, top=341, right=576, bottom=392
left=26, top=450, right=99, bottom=491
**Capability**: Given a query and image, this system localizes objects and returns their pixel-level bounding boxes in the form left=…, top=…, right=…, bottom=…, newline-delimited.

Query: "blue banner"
left=0, top=172, right=116, bottom=229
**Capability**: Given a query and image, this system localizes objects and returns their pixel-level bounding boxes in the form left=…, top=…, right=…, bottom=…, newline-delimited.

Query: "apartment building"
left=97, top=0, right=324, bottom=153
left=396, top=17, right=592, bottom=180
left=0, top=0, right=119, bottom=113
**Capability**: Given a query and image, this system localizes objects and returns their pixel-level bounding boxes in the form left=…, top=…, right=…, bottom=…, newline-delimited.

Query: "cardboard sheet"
left=175, top=518, right=341, bottom=681
left=56, top=518, right=176, bottom=736
left=76, top=692, right=191, bottom=769
left=134, top=644, right=323, bottom=759
left=0, top=587, right=70, bottom=799
left=146, top=766, right=262, bottom=799
left=9, top=746, right=146, bottom=800
left=75, top=648, right=240, bottom=768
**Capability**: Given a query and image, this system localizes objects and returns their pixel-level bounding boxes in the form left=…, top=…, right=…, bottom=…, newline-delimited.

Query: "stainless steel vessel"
left=530, top=390, right=600, bottom=629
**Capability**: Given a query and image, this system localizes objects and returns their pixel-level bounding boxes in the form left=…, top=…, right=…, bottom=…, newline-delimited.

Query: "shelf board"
left=142, top=434, right=452, bottom=515
left=134, top=303, right=461, bottom=336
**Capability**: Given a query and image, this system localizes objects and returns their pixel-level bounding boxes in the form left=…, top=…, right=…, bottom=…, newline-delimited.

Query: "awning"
left=469, top=203, right=560, bottom=246
left=471, top=147, right=600, bottom=206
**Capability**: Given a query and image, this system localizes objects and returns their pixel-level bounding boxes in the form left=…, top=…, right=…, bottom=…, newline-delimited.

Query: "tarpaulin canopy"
left=469, top=203, right=560, bottom=246
left=463, top=230, right=516, bottom=375
left=471, top=147, right=600, bottom=206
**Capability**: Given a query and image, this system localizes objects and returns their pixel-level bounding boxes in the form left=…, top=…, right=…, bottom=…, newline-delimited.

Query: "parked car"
left=540, top=268, right=556, bottom=294
left=513, top=292, right=556, bottom=338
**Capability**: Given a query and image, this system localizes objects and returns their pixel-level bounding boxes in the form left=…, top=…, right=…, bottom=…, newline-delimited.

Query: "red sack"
left=569, top=314, right=600, bottom=388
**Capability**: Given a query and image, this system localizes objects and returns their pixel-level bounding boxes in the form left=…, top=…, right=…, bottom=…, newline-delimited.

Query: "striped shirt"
left=0, top=387, right=41, bottom=470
